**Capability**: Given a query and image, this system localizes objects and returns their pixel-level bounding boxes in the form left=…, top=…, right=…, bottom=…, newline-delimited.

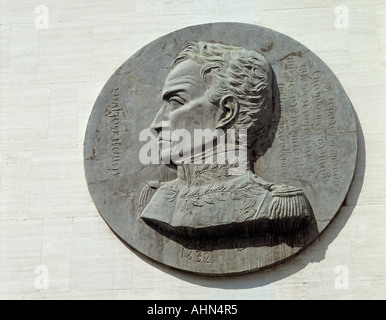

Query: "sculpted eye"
left=168, top=97, right=184, bottom=109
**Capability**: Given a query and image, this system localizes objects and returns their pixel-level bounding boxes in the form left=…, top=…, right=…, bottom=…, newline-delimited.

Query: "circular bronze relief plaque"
left=84, top=23, right=357, bottom=275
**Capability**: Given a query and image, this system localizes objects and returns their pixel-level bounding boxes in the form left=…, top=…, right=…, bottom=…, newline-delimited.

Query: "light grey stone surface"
left=84, top=23, right=357, bottom=275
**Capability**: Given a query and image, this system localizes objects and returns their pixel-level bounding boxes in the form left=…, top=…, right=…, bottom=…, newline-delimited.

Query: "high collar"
left=176, top=159, right=253, bottom=187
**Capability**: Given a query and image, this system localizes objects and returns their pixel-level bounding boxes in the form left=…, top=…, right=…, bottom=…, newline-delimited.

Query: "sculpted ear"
left=216, top=95, right=239, bottom=129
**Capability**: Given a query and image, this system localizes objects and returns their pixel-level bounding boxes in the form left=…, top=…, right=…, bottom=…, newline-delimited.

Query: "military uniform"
left=140, top=165, right=312, bottom=239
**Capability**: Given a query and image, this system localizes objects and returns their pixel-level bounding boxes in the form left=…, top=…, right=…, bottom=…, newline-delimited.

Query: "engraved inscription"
left=277, top=56, right=344, bottom=189
left=106, top=87, right=122, bottom=177
left=181, top=247, right=211, bottom=264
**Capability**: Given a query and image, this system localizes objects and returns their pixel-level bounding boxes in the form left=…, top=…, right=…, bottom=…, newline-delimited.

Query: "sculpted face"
left=150, top=59, right=222, bottom=163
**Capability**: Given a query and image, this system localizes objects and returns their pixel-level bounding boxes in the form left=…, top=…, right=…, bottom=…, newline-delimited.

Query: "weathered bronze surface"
left=84, top=23, right=357, bottom=275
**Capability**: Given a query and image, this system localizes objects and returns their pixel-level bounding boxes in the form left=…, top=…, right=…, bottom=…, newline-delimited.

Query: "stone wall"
left=0, top=0, right=385, bottom=299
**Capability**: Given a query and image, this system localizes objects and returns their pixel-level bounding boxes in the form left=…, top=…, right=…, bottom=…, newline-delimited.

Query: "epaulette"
left=268, top=186, right=310, bottom=220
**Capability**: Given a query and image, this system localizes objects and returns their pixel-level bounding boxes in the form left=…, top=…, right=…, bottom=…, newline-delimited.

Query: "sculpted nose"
left=150, top=103, right=169, bottom=132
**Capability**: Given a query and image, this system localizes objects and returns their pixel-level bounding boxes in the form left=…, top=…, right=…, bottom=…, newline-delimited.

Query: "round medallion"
left=84, top=23, right=357, bottom=275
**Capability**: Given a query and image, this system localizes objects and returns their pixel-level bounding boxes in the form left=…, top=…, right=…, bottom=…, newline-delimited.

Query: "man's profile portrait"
left=84, top=22, right=357, bottom=275
left=139, top=41, right=312, bottom=239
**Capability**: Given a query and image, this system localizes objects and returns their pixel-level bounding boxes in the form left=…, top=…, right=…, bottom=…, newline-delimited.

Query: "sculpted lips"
left=158, top=130, right=171, bottom=146
left=158, top=140, right=171, bottom=149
